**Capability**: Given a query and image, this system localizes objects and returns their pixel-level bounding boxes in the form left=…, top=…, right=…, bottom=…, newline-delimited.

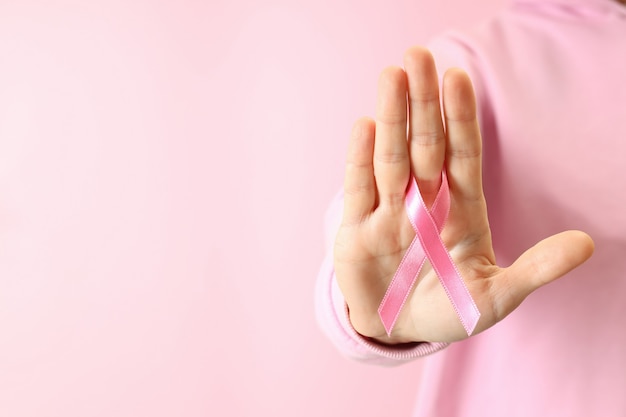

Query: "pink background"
left=0, top=0, right=502, bottom=415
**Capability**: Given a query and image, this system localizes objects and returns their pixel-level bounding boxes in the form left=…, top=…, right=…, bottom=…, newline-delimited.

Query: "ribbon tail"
left=413, top=207, right=481, bottom=335
left=378, top=237, right=427, bottom=336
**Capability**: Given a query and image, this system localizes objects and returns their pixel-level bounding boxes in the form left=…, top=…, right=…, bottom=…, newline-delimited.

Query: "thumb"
left=494, top=230, right=595, bottom=319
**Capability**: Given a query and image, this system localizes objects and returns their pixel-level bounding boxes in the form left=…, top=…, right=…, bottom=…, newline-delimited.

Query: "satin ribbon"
left=378, top=172, right=480, bottom=336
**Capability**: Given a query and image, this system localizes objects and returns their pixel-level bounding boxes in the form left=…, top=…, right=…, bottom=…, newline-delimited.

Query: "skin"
left=333, top=47, right=595, bottom=345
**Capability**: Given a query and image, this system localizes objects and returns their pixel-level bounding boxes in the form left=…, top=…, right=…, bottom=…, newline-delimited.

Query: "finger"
left=404, top=46, right=446, bottom=206
left=442, top=68, right=484, bottom=203
left=373, top=66, right=410, bottom=209
left=343, top=117, right=377, bottom=225
left=492, top=230, right=595, bottom=320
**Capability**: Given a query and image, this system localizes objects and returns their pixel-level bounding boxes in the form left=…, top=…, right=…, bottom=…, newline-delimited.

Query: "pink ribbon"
left=378, top=172, right=480, bottom=337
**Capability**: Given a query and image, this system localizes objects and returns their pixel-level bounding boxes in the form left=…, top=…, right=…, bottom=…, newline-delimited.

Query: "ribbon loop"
left=378, top=173, right=480, bottom=336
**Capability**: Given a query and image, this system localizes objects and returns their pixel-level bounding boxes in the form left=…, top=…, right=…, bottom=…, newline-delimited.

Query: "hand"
left=333, top=46, right=594, bottom=344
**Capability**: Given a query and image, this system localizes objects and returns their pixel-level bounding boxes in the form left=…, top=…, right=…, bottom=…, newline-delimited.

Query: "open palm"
left=333, top=47, right=594, bottom=345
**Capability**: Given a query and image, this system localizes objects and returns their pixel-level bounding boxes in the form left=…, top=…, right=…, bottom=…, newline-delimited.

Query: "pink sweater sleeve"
left=314, top=190, right=448, bottom=365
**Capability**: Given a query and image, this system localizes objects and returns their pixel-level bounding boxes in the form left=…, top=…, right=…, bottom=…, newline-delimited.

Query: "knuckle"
left=409, top=91, right=440, bottom=106
left=382, top=191, right=406, bottom=207
left=377, top=113, right=407, bottom=126
left=374, top=151, right=408, bottom=165
left=346, top=157, right=372, bottom=170
left=447, top=146, right=481, bottom=159
left=446, top=109, right=477, bottom=123
left=344, top=181, right=375, bottom=197
left=410, top=130, right=443, bottom=147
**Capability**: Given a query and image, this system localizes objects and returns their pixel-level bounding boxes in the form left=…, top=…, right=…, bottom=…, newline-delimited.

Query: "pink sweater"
left=316, top=0, right=626, bottom=415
